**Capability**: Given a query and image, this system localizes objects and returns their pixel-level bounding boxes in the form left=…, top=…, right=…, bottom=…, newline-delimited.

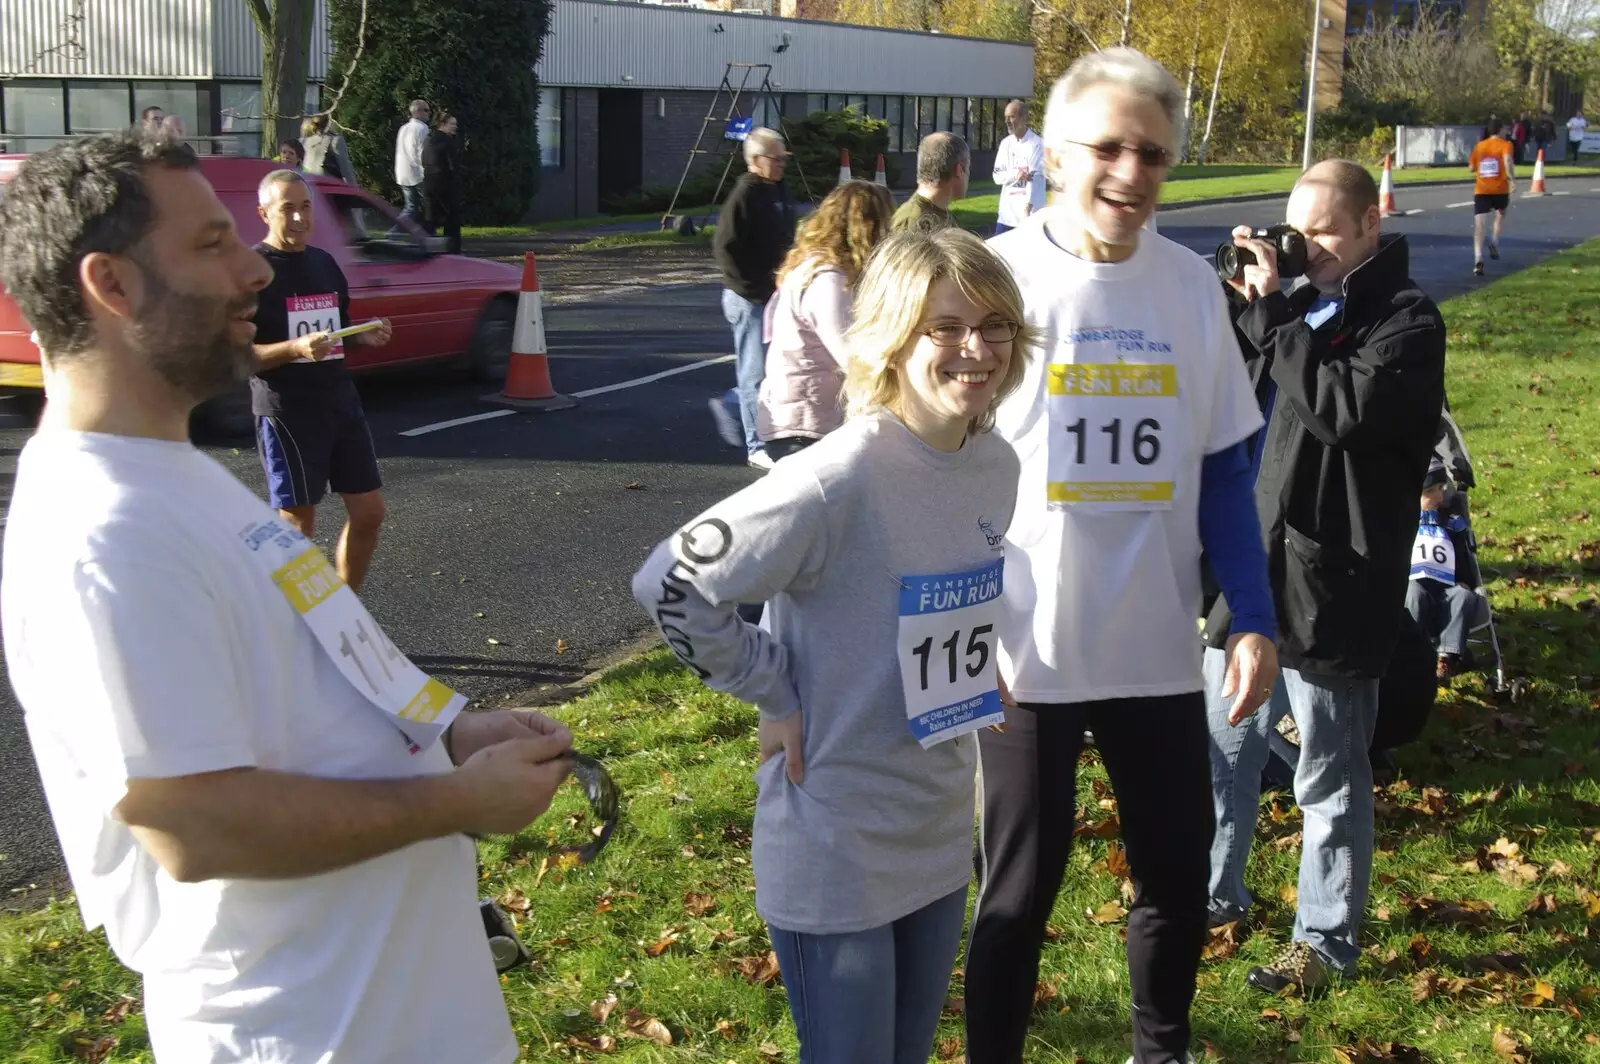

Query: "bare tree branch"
left=242, top=0, right=273, bottom=36
left=2, top=0, right=87, bottom=80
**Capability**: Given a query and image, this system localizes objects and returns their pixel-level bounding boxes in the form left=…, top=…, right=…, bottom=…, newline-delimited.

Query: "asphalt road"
left=4, top=176, right=1599, bottom=898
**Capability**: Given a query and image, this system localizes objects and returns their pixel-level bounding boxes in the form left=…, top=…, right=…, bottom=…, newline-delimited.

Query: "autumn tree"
left=1346, top=5, right=1517, bottom=123
left=245, top=0, right=318, bottom=154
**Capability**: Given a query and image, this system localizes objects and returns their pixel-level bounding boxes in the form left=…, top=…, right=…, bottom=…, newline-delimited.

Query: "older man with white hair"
left=965, top=49, right=1278, bottom=1064
left=710, top=127, right=796, bottom=470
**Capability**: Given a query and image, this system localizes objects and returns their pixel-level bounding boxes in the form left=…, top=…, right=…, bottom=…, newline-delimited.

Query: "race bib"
left=1410, top=523, right=1457, bottom=584
left=1047, top=362, right=1179, bottom=509
left=287, top=292, right=345, bottom=362
left=897, top=560, right=1006, bottom=748
left=239, top=518, right=463, bottom=749
left=1477, top=156, right=1501, bottom=179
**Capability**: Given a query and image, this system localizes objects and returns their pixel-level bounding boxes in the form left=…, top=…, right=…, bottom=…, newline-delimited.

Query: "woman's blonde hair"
left=300, top=114, right=327, bottom=138
left=777, top=180, right=894, bottom=289
left=844, top=228, right=1038, bottom=436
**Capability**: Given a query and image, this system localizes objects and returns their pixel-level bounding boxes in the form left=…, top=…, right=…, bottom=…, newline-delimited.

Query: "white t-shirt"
left=992, top=130, right=1047, bottom=228
left=394, top=118, right=428, bottom=186
left=989, top=215, right=1263, bottom=704
left=2, top=430, right=515, bottom=1064
left=1568, top=115, right=1588, bottom=141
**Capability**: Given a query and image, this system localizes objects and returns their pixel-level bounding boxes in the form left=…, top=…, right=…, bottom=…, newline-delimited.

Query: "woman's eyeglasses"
left=1066, top=139, right=1172, bottom=169
left=924, top=320, right=1022, bottom=347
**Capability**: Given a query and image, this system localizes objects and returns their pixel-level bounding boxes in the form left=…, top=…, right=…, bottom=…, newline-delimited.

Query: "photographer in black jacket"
left=1202, top=159, right=1446, bottom=994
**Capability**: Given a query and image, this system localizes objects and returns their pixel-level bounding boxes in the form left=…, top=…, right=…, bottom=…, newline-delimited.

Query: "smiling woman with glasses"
left=635, top=228, right=1037, bottom=1064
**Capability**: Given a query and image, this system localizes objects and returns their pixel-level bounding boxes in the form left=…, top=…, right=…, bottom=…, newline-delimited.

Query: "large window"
left=805, top=93, right=825, bottom=114
left=935, top=97, right=952, bottom=133
left=978, top=98, right=996, bottom=150
left=67, top=81, right=131, bottom=133
left=885, top=95, right=903, bottom=152
left=537, top=87, right=562, bottom=168
left=919, top=96, right=935, bottom=142
left=1, top=81, right=65, bottom=153
left=135, top=81, right=209, bottom=138
left=952, top=97, right=967, bottom=141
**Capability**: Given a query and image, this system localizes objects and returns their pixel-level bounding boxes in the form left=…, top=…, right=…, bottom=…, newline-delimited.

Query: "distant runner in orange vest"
left=1467, top=121, right=1516, bottom=277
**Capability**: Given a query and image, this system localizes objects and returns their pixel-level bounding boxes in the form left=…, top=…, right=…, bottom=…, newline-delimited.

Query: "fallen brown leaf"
left=1088, top=900, right=1128, bottom=924
left=758, top=1042, right=783, bottom=1060
left=1202, top=920, right=1241, bottom=961
left=1465, top=952, right=1528, bottom=974
left=565, top=1034, right=617, bottom=1053
left=1105, top=843, right=1131, bottom=878
left=1272, top=831, right=1304, bottom=851
left=936, top=1035, right=965, bottom=1060
left=1578, top=885, right=1600, bottom=918
left=1408, top=932, right=1433, bottom=963
left=1334, top=1038, right=1424, bottom=1064
left=1075, top=814, right=1121, bottom=839
left=732, top=950, right=782, bottom=986
left=1491, top=1027, right=1530, bottom=1063
left=1405, top=894, right=1496, bottom=928
left=499, top=887, right=530, bottom=915
left=942, top=995, right=965, bottom=1016
left=644, top=928, right=681, bottom=956
left=555, top=638, right=570, bottom=655
left=99, top=998, right=134, bottom=1025
left=1524, top=893, right=1558, bottom=917
left=1490, top=836, right=1522, bottom=860
left=683, top=891, right=717, bottom=917
left=63, top=1035, right=118, bottom=1064
left=1411, top=970, right=1437, bottom=1003
left=620, top=1010, right=672, bottom=1046
left=594, top=896, right=614, bottom=914
left=1279, top=884, right=1298, bottom=906
left=589, top=993, right=619, bottom=1024
left=1517, top=979, right=1555, bottom=1007
left=713, top=1018, right=740, bottom=1040
left=1548, top=859, right=1573, bottom=878
left=1032, top=978, right=1059, bottom=1012
left=1375, top=904, right=1391, bottom=921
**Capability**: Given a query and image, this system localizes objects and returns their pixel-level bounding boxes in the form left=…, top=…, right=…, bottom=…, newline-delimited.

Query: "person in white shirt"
left=1568, top=109, right=1588, bottom=153
left=0, top=129, right=578, bottom=1064
left=991, top=100, right=1046, bottom=235
left=394, top=98, right=431, bottom=224
left=964, top=49, right=1278, bottom=1064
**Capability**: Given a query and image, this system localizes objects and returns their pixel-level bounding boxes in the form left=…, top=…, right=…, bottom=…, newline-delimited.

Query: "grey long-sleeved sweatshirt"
left=631, top=413, right=1019, bottom=934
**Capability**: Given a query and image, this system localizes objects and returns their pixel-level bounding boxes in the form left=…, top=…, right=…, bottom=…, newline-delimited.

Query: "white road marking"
left=1552, top=190, right=1571, bottom=196
left=399, top=354, right=736, bottom=437
left=1402, top=208, right=1425, bottom=215
left=1445, top=200, right=1473, bottom=209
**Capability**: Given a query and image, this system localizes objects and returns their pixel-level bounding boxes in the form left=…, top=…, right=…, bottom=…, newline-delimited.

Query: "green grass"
left=5, top=245, right=1600, bottom=1062
left=948, top=163, right=1598, bottom=231
left=572, top=228, right=716, bottom=253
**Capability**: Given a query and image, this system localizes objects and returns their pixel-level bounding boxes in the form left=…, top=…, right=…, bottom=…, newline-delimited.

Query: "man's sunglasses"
left=565, top=752, right=620, bottom=864
left=1066, top=139, right=1172, bottom=169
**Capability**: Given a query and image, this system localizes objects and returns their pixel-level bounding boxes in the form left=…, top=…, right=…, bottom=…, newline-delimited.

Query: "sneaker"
left=480, top=899, right=530, bottom=973
left=707, top=394, right=743, bottom=448
left=747, top=450, right=776, bottom=471
left=1125, top=1055, right=1195, bottom=1064
left=1246, top=940, right=1332, bottom=996
left=1437, top=653, right=1462, bottom=680
left=1489, top=244, right=1500, bottom=260
left=1473, top=262, right=1484, bottom=276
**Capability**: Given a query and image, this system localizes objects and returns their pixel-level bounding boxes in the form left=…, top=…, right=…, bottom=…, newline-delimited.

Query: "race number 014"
left=910, top=623, right=994, bottom=690
left=1063, top=417, right=1161, bottom=466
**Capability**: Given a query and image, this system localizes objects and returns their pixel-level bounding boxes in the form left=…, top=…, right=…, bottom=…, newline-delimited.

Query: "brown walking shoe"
left=1246, top=940, right=1333, bottom=996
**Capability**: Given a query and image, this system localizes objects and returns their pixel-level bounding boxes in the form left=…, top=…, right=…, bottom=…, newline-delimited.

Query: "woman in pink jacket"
left=757, top=180, right=894, bottom=460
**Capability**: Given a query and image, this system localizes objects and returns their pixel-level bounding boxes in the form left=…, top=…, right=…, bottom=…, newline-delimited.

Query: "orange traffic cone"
left=873, top=154, right=887, bottom=187
left=1378, top=154, right=1399, bottom=217
left=1526, top=148, right=1547, bottom=196
left=837, top=149, right=852, bottom=185
left=484, top=252, right=576, bottom=411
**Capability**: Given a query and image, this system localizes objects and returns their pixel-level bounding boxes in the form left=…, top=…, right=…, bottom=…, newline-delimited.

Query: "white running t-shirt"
left=989, top=216, right=1263, bottom=704
left=2, top=430, right=515, bottom=1064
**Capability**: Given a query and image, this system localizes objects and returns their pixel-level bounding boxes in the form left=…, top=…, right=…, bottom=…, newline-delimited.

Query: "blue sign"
left=725, top=115, right=755, bottom=141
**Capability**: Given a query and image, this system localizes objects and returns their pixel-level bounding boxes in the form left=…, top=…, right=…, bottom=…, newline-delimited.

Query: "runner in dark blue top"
left=251, top=169, right=393, bottom=592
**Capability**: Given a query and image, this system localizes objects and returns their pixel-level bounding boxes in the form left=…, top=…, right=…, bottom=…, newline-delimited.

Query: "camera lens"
left=1214, top=243, right=1256, bottom=282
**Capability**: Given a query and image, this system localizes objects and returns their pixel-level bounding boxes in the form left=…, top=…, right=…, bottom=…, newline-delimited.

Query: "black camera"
left=1215, top=224, right=1309, bottom=283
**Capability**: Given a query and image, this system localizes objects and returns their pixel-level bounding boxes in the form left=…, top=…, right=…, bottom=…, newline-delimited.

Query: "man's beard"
left=126, top=259, right=258, bottom=403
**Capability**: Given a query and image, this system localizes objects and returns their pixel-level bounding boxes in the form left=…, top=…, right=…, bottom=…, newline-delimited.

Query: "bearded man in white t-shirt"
left=965, top=49, right=1279, bottom=1064
left=0, top=131, right=576, bottom=1064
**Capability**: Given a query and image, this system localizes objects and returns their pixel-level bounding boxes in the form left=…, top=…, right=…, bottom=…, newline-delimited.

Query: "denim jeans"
left=721, top=288, right=767, bottom=456
left=399, top=184, right=424, bottom=224
left=768, top=887, right=967, bottom=1064
left=1204, top=648, right=1379, bottom=972
left=1405, top=579, right=1477, bottom=656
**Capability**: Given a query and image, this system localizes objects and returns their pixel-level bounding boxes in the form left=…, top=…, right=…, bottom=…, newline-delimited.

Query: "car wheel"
left=191, top=383, right=255, bottom=442
left=468, top=297, right=516, bottom=384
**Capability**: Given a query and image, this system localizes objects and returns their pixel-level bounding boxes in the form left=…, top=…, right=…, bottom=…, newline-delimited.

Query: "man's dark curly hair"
left=0, top=131, right=199, bottom=360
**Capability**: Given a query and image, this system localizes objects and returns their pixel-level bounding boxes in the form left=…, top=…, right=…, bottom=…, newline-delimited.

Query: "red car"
left=0, top=154, right=520, bottom=431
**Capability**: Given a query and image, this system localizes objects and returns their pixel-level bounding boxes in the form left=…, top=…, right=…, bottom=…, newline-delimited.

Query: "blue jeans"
left=399, top=184, right=424, bottom=224
left=721, top=288, right=767, bottom=456
left=1405, top=579, right=1478, bottom=656
left=1203, top=648, right=1379, bottom=972
left=768, top=887, right=967, bottom=1064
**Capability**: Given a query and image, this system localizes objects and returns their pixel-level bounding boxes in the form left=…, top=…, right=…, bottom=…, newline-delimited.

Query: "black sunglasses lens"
left=567, top=752, right=620, bottom=864
left=1092, top=142, right=1123, bottom=161
left=1138, top=146, right=1169, bottom=167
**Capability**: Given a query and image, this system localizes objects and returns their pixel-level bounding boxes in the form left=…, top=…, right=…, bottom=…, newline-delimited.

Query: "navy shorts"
left=256, top=401, right=382, bottom=510
left=1474, top=193, right=1509, bottom=215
